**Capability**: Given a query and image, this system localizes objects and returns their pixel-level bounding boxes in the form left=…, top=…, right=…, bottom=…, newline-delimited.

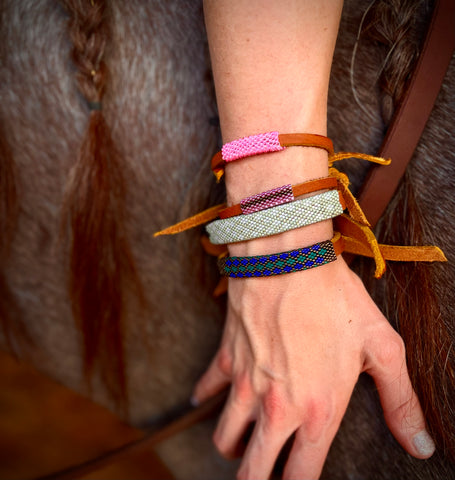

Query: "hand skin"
left=193, top=254, right=432, bottom=479
left=195, top=1, right=435, bottom=479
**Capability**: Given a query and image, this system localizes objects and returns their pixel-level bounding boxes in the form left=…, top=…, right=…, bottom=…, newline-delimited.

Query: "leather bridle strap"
left=358, top=0, right=455, bottom=227
left=34, top=391, right=227, bottom=480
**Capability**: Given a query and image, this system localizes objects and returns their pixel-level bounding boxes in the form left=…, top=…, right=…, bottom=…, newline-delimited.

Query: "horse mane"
left=57, top=0, right=145, bottom=412
left=363, top=0, right=433, bottom=124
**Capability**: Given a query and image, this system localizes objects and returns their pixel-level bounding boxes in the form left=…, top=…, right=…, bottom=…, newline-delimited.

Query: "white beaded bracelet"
left=206, top=189, right=344, bottom=244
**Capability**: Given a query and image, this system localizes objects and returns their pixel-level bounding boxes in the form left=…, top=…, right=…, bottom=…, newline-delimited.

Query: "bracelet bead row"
left=211, top=132, right=334, bottom=180
left=206, top=189, right=344, bottom=244
left=218, top=238, right=338, bottom=278
left=219, top=176, right=338, bottom=219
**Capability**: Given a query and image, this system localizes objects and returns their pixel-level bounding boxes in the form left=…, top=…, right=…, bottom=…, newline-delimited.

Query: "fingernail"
left=190, top=395, right=200, bottom=407
left=413, top=430, right=436, bottom=456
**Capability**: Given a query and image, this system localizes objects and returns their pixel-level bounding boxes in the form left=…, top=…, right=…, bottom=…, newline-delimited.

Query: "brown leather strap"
left=278, top=133, right=334, bottom=153
left=34, top=391, right=228, bottom=480
left=154, top=203, right=227, bottom=236
left=211, top=133, right=334, bottom=177
left=219, top=176, right=338, bottom=219
left=332, top=232, right=345, bottom=256
left=358, top=0, right=455, bottom=227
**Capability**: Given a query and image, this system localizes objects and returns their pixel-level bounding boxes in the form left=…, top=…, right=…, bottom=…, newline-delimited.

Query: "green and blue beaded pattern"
left=218, top=239, right=337, bottom=278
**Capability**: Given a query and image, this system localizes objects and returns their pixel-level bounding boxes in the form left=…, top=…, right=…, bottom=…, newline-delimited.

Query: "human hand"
left=192, top=256, right=435, bottom=480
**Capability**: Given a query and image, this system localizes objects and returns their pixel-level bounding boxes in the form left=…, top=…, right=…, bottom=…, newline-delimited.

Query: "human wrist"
left=224, top=144, right=333, bottom=256
left=227, top=219, right=333, bottom=257
left=225, top=146, right=330, bottom=204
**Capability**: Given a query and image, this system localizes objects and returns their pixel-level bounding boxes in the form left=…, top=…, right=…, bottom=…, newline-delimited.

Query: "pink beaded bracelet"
left=211, top=132, right=334, bottom=179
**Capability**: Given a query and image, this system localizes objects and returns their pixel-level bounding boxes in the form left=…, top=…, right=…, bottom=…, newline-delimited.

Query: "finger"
left=282, top=397, right=344, bottom=480
left=236, top=421, right=294, bottom=480
left=212, top=380, right=256, bottom=459
left=192, top=348, right=231, bottom=405
left=365, top=331, right=436, bottom=458
left=236, top=391, right=296, bottom=480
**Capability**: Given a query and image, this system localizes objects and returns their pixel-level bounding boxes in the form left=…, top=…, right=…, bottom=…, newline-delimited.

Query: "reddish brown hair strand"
left=61, top=0, right=144, bottom=411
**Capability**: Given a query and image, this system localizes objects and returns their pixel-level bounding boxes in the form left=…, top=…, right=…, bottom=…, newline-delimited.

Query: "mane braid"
left=61, top=0, right=144, bottom=412
left=364, top=0, right=432, bottom=123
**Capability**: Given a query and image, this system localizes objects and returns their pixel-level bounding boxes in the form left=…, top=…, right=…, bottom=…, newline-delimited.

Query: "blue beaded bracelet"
left=218, top=238, right=339, bottom=278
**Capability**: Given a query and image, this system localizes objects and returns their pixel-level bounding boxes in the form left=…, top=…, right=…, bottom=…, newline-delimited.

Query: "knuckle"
left=304, top=396, right=335, bottom=443
left=233, top=371, right=253, bottom=405
left=263, top=387, right=287, bottom=427
left=376, top=333, right=406, bottom=369
left=216, top=347, right=233, bottom=377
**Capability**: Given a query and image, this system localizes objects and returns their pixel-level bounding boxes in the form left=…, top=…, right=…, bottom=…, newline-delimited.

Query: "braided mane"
left=60, top=0, right=144, bottom=410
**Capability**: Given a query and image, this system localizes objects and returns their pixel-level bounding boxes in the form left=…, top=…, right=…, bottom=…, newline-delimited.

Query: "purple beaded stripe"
left=221, top=131, right=285, bottom=162
left=240, top=184, right=294, bottom=215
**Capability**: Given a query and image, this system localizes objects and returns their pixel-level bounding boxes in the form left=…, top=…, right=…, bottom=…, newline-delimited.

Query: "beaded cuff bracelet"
left=211, top=132, right=334, bottom=179
left=218, top=237, right=340, bottom=278
left=206, top=189, right=344, bottom=244
left=219, top=176, right=338, bottom=219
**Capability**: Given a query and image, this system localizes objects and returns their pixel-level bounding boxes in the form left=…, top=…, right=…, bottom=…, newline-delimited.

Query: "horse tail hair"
left=363, top=0, right=455, bottom=458
left=60, top=0, right=144, bottom=412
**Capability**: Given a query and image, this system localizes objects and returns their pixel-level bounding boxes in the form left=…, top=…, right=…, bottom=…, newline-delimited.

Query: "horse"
left=0, top=0, right=454, bottom=478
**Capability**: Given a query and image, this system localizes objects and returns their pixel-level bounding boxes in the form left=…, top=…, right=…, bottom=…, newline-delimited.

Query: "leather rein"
left=34, top=1, right=455, bottom=478
left=358, top=0, right=455, bottom=227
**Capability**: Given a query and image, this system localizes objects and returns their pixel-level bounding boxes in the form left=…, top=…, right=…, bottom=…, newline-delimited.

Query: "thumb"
left=364, top=327, right=435, bottom=459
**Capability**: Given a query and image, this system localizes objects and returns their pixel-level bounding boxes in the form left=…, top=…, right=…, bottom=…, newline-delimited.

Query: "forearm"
left=204, top=0, right=343, bottom=255
left=198, top=6, right=434, bottom=478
